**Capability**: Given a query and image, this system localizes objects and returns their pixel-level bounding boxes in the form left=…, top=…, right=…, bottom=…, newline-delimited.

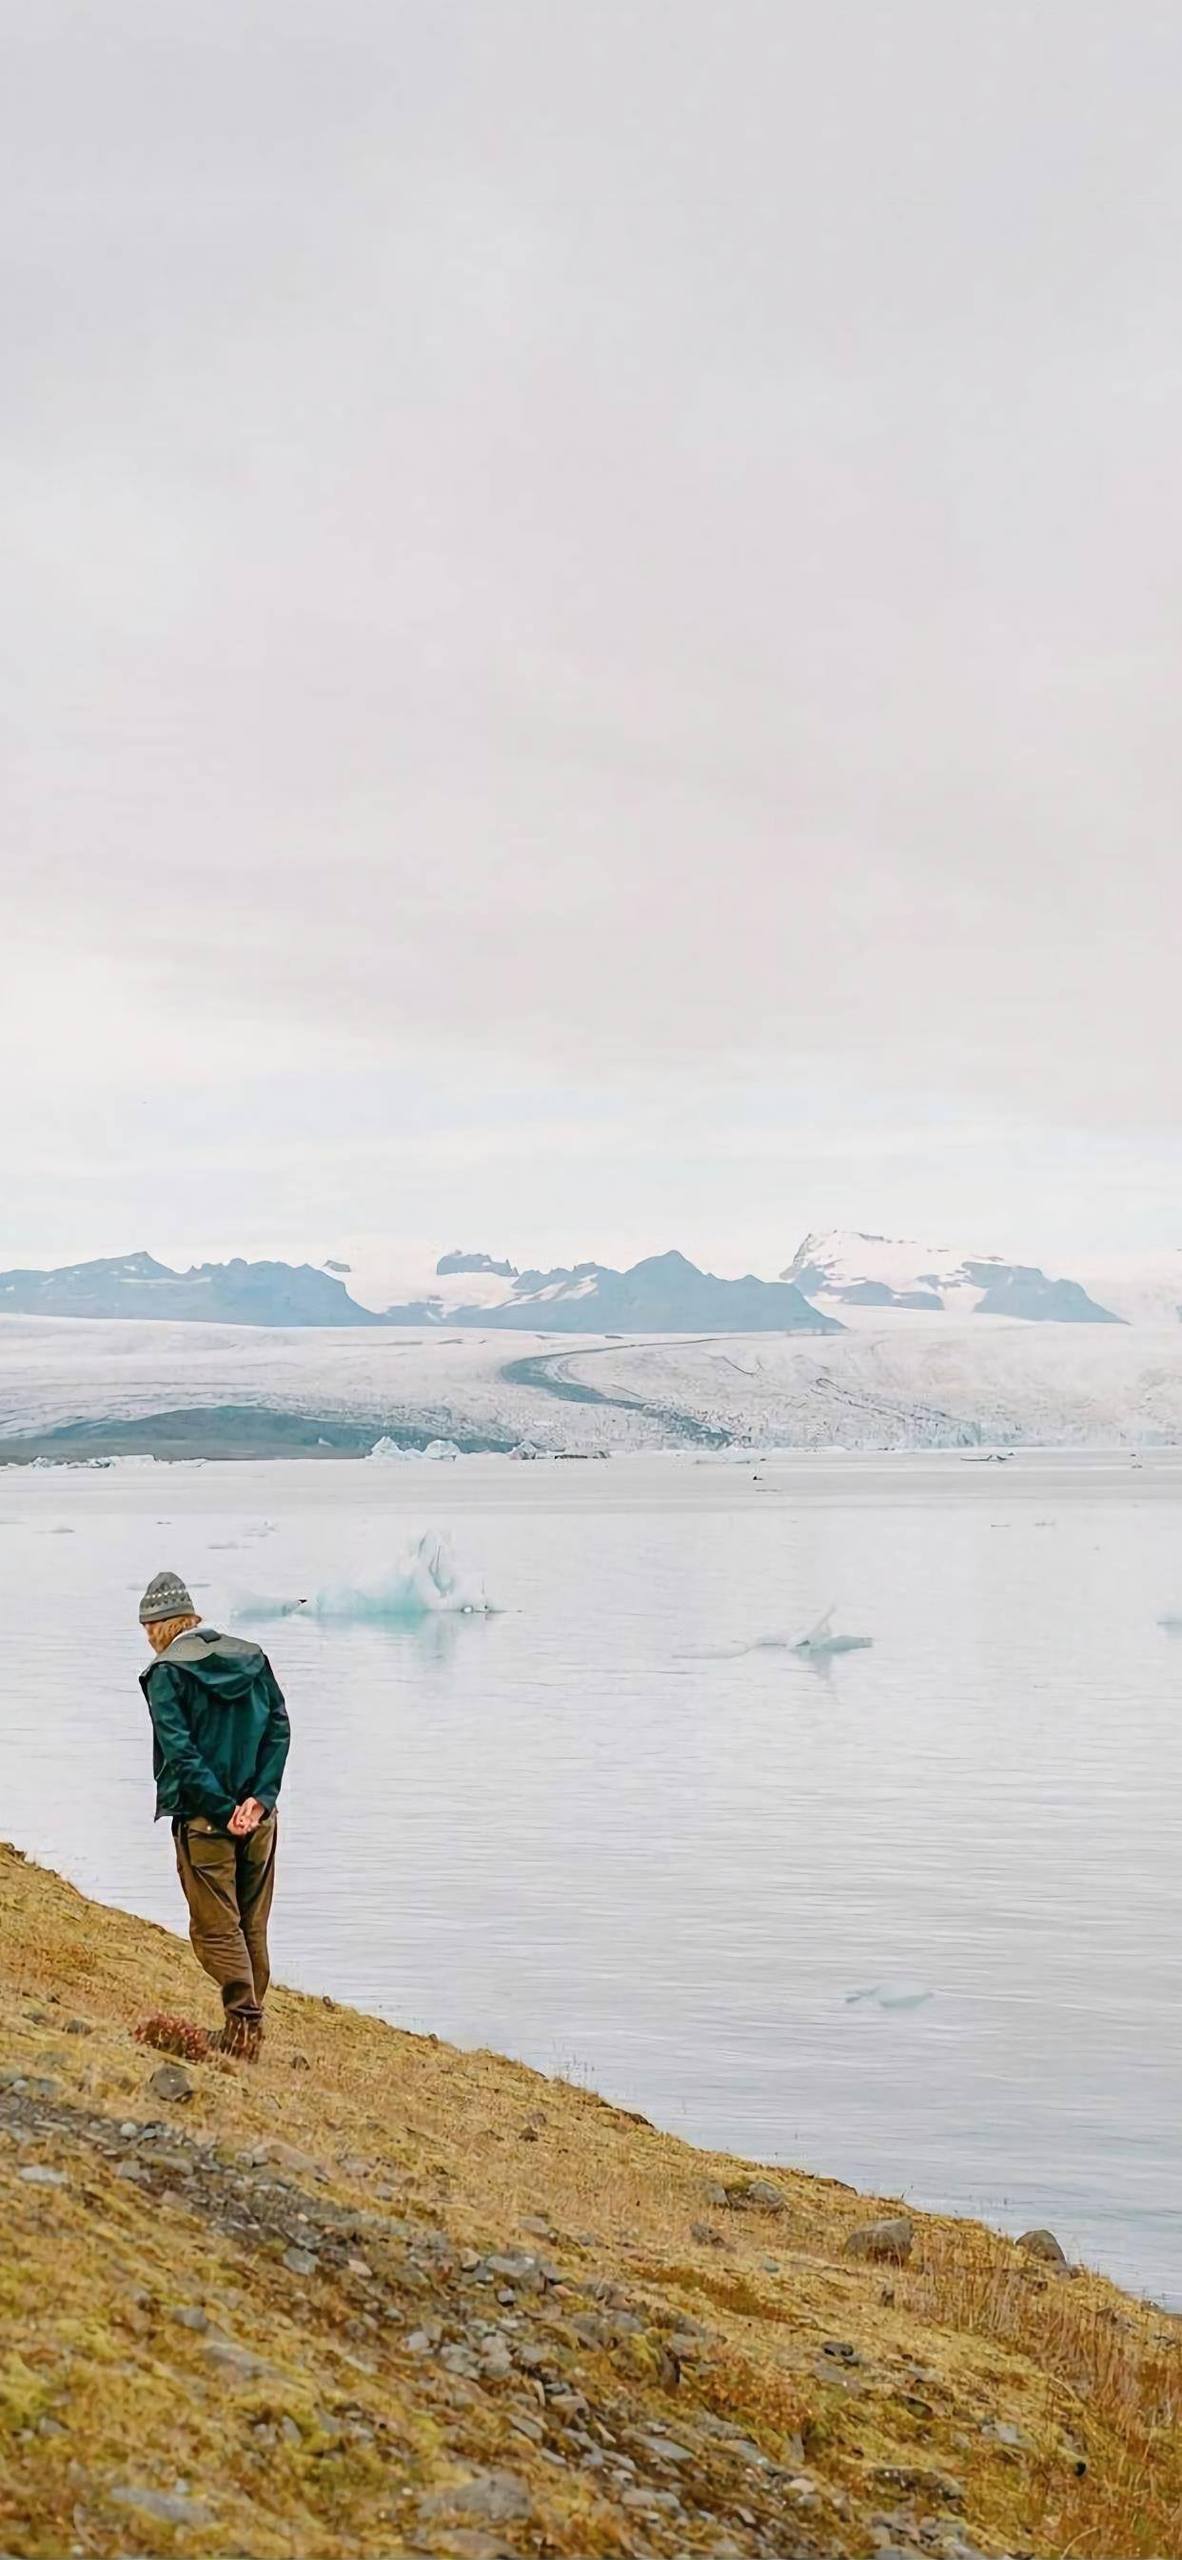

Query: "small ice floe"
left=235, top=1531, right=494, bottom=1625
left=790, top=1606, right=873, bottom=1659
left=1158, top=1613, right=1182, bottom=1636
left=422, top=1438, right=462, bottom=1461
left=846, top=1982, right=935, bottom=2012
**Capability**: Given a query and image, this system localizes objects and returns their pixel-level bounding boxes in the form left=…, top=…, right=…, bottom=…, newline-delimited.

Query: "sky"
left=3, top=1, right=1180, bottom=1288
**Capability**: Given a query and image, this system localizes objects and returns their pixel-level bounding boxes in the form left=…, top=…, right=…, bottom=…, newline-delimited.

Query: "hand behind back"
left=228, top=1797, right=266, bottom=1837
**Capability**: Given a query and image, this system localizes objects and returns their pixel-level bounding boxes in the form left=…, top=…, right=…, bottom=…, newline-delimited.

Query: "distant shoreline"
left=0, top=1405, right=519, bottom=1464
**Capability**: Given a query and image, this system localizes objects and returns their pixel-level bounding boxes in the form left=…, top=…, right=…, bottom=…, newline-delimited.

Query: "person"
left=138, top=1569, right=291, bottom=2058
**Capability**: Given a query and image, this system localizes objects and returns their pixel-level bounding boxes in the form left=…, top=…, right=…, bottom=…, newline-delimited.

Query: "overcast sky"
left=3, top=1, right=1180, bottom=1285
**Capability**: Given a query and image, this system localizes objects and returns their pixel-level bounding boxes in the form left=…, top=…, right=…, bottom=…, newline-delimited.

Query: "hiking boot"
left=213, top=2017, right=263, bottom=2062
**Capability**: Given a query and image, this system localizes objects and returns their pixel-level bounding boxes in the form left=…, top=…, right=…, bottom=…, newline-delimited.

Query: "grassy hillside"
left=1, top=1842, right=1178, bottom=2560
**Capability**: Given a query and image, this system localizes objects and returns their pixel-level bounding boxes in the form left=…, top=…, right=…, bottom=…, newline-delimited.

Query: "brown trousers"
left=173, top=1813, right=277, bottom=2028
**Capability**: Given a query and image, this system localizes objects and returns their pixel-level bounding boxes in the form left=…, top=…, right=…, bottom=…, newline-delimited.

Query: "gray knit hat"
left=139, top=1569, right=195, bottom=1626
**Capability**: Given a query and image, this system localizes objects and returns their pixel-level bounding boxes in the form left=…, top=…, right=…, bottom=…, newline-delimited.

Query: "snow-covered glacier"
left=4, top=1311, right=1182, bottom=1455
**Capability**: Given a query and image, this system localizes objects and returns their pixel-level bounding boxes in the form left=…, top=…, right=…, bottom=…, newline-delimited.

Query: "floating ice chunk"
left=508, top=1440, right=549, bottom=1460
left=236, top=1531, right=494, bottom=1624
left=1158, top=1613, right=1182, bottom=1636
left=791, top=1606, right=873, bottom=1658
left=846, top=1982, right=935, bottom=2011
left=422, top=1438, right=462, bottom=1461
left=367, top=1436, right=419, bottom=1462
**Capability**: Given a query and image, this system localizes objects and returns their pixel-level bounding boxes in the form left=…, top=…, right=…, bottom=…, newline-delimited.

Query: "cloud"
left=2, top=1, right=1180, bottom=1258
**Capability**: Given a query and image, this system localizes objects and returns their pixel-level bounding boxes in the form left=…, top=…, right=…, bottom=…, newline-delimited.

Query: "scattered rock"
left=870, top=2463, right=965, bottom=2506
left=844, top=2215, right=914, bottom=2264
left=421, top=2468, right=533, bottom=2523
left=722, top=2177, right=789, bottom=2214
left=168, top=2305, right=210, bottom=2333
left=283, top=2247, right=318, bottom=2277
left=1017, top=2226, right=1069, bottom=2268
left=109, top=2486, right=212, bottom=2527
left=202, top=2340, right=268, bottom=2380
left=147, top=2063, right=193, bottom=2105
left=690, top=2221, right=731, bottom=2249
left=19, top=2165, right=66, bottom=2187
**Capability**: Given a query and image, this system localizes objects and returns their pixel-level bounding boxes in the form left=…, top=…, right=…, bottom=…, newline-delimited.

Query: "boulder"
left=843, top=2215, right=913, bottom=2264
left=1017, top=2227, right=1069, bottom=2268
left=723, top=2177, right=789, bottom=2214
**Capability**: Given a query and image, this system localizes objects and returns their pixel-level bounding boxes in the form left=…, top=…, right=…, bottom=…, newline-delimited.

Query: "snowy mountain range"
left=2, top=1236, right=1179, bottom=1332
left=783, top=1232, right=1128, bottom=1324
left=381, top=1248, right=839, bottom=1333
left=0, top=1254, right=383, bottom=1328
left=0, top=1248, right=836, bottom=1334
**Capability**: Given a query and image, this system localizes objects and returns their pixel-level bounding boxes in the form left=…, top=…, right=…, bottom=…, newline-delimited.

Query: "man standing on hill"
left=138, top=1570, right=291, bottom=2058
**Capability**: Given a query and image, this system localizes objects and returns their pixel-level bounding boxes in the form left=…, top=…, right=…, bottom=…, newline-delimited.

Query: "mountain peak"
left=785, top=1231, right=1123, bottom=1324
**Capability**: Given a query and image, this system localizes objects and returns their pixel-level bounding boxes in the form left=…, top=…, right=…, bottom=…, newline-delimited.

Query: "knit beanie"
left=139, top=1569, right=196, bottom=1626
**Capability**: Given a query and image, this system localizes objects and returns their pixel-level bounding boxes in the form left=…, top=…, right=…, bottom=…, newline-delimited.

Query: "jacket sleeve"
left=250, top=1661, right=291, bottom=1812
left=145, top=1663, right=238, bottom=1826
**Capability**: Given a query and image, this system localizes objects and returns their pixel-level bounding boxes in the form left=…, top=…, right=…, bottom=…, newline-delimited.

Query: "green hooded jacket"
left=140, top=1627, right=290, bottom=1828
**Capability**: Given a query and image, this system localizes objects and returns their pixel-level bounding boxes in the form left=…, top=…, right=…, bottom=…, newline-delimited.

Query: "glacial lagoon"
left=4, top=1448, right=1182, bottom=2301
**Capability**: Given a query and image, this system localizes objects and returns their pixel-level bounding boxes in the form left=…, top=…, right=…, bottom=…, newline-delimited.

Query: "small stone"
left=690, top=2220, right=730, bottom=2248
left=844, top=2215, right=914, bottom=2264
left=1017, top=2226, right=1069, bottom=2268
left=19, top=2166, right=67, bottom=2187
left=421, top=2468, right=532, bottom=2523
left=147, top=2063, right=192, bottom=2105
left=63, top=2019, right=93, bottom=2037
left=283, top=2247, right=318, bottom=2277
left=202, top=2340, right=267, bottom=2379
left=405, top=2329, right=434, bottom=2355
left=109, top=2487, right=212, bottom=2527
left=168, top=2305, right=210, bottom=2332
left=261, top=2139, right=320, bottom=2175
left=822, top=2338, right=863, bottom=2363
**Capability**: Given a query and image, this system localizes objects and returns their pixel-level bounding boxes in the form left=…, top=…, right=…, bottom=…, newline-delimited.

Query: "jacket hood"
left=156, top=1626, right=266, bottom=1703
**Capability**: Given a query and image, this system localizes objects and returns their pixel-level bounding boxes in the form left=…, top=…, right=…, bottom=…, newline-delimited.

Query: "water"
left=4, top=1448, right=1182, bottom=2303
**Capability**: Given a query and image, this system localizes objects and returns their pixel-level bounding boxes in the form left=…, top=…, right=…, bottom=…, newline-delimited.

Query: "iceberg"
left=790, top=1606, right=873, bottom=1659
left=235, top=1531, right=494, bottom=1624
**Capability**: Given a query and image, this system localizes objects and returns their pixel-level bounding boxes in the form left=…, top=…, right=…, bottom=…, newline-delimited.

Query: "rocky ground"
left=1, top=1843, right=1179, bottom=2559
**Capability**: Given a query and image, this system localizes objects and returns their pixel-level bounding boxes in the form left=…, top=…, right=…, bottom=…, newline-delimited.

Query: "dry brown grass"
left=1, top=1839, right=1180, bottom=2559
